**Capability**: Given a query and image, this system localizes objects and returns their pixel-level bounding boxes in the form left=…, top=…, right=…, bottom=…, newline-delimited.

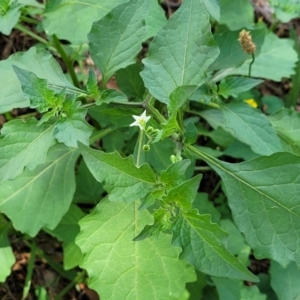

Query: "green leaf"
left=221, top=103, right=282, bottom=155
left=161, top=160, right=191, bottom=191
left=212, top=277, right=267, bottom=300
left=197, top=150, right=300, bottom=267
left=0, top=118, right=56, bottom=183
left=86, top=69, right=100, bottom=99
left=218, top=77, right=263, bottom=99
left=226, top=32, right=298, bottom=81
left=115, top=63, right=145, bottom=99
left=73, top=159, right=104, bottom=204
left=141, top=0, right=219, bottom=104
left=219, top=0, right=254, bottom=30
left=76, top=199, right=196, bottom=299
left=144, top=138, right=174, bottom=173
left=209, top=28, right=266, bottom=71
left=0, top=144, right=79, bottom=236
left=171, top=209, right=258, bottom=281
left=270, top=260, right=300, bottom=300
left=0, top=226, right=15, bottom=282
left=184, top=122, right=198, bottom=144
left=79, top=143, right=156, bottom=202
left=45, top=205, right=85, bottom=270
left=43, top=0, right=128, bottom=44
left=202, top=0, right=220, bottom=21
left=186, top=271, right=207, bottom=300
left=89, top=104, right=141, bottom=128
left=144, top=0, right=167, bottom=40
left=0, top=47, right=81, bottom=113
left=261, top=96, right=284, bottom=114
left=53, top=98, right=93, bottom=148
left=163, top=175, right=202, bottom=210
left=13, top=66, right=57, bottom=112
left=224, top=140, right=259, bottom=161
left=193, top=193, right=221, bottom=223
left=269, top=0, right=300, bottom=22
left=0, top=0, right=21, bottom=35
left=269, top=108, right=300, bottom=155
left=97, top=89, right=128, bottom=105
left=88, top=0, right=149, bottom=86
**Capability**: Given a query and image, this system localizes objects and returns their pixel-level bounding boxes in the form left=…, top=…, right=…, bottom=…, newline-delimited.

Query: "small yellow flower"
left=130, top=110, right=151, bottom=130
left=244, top=98, right=258, bottom=108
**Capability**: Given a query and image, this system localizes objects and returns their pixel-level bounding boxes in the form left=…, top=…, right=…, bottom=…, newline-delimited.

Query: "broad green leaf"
left=88, top=103, right=142, bottom=127
left=97, top=89, right=128, bottom=105
left=73, top=159, right=104, bottom=204
left=186, top=271, right=207, bottom=300
left=141, top=0, right=219, bottom=104
left=270, top=260, right=300, bottom=300
left=79, top=143, right=156, bottom=202
left=0, top=0, right=21, bottom=35
left=226, top=32, right=298, bottom=81
left=76, top=199, right=196, bottom=299
left=0, top=144, right=79, bottom=236
left=161, top=160, right=191, bottom=191
left=193, top=193, right=221, bottom=223
left=144, top=0, right=167, bottom=40
left=88, top=104, right=142, bottom=128
left=88, top=0, right=149, bottom=86
left=224, top=140, right=259, bottom=161
left=221, top=103, right=282, bottom=155
left=218, top=77, right=263, bottom=99
left=212, top=277, right=266, bottom=300
left=45, top=205, right=85, bottom=270
left=163, top=175, right=202, bottom=210
left=171, top=210, right=258, bottom=281
left=210, top=28, right=265, bottom=71
left=13, top=66, right=57, bottom=112
left=219, top=0, right=254, bottom=30
left=269, top=108, right=300, bottom=155
left=145, top=138, right=174, bottom=173
left=0, top=118, right=56, bottom=183
left=115, top=63, right=145, bottom=99
left=184, top=122, right=198, bottom=144
left=202, top=0, right=220, bottom=21
left=195, top=149, right=300, bottom=267
left=261, top=95, right=283, bottom=114
left=0, top=47, right=81, bottom=113
left=0, top=226, right=15, bottom=282
left=43, top=0, right=128, bottom=44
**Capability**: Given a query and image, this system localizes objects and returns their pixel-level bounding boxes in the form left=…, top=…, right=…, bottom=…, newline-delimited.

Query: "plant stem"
left=52, top=35, right=80, bottom=88
left=14, top=23, right=49, bottom=45
left=248, top=53, right=255, bottom=77
left=194, top=166, right=212, bottom=172
left=136, top=130, right=145, bottom=167
left=89, top=127, right=115, bottom=144
left=22, top=240, right=37, bottom=300
left=19, top=16, right=39, bottom=25
left=209, top=179, right=222, bottom=200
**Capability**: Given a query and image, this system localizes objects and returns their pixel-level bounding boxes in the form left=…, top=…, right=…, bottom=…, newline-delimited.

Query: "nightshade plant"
left=1, top=0, right=300, bottom=299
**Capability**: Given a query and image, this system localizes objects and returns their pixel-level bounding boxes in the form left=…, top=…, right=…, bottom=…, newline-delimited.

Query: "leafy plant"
left=1, top=0, right=300, bottom=299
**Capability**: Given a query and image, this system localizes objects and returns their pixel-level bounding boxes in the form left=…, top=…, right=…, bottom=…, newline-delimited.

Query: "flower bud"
left=238, top=29, right=256, bottom=54
left=143, top=144, right=150, bottom=152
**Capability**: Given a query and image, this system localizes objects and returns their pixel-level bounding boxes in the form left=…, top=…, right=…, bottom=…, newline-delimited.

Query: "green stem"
left=136, top=130, right=145, bottom=167
left=19, top=16, right=39, bottom=25
left=14, top=23, right=49, bottom=46
left=52, top=34, right=80, bottom=88
left=209, top=179, right=222, bottom=200
left=22, top=240, right=37, bottom=300
left=248, top=53, right=255, bottom=77
left=194, top=166, right=212, bottom=172
left=89, top=127, right=115, bottom=144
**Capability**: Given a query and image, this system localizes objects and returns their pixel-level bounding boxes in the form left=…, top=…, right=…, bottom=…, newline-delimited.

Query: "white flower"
left=130, top=110, right=151, bottom=130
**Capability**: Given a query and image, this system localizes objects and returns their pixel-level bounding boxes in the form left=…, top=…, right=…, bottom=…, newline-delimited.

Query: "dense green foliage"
left=1, top=0, right=300, bottom=299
